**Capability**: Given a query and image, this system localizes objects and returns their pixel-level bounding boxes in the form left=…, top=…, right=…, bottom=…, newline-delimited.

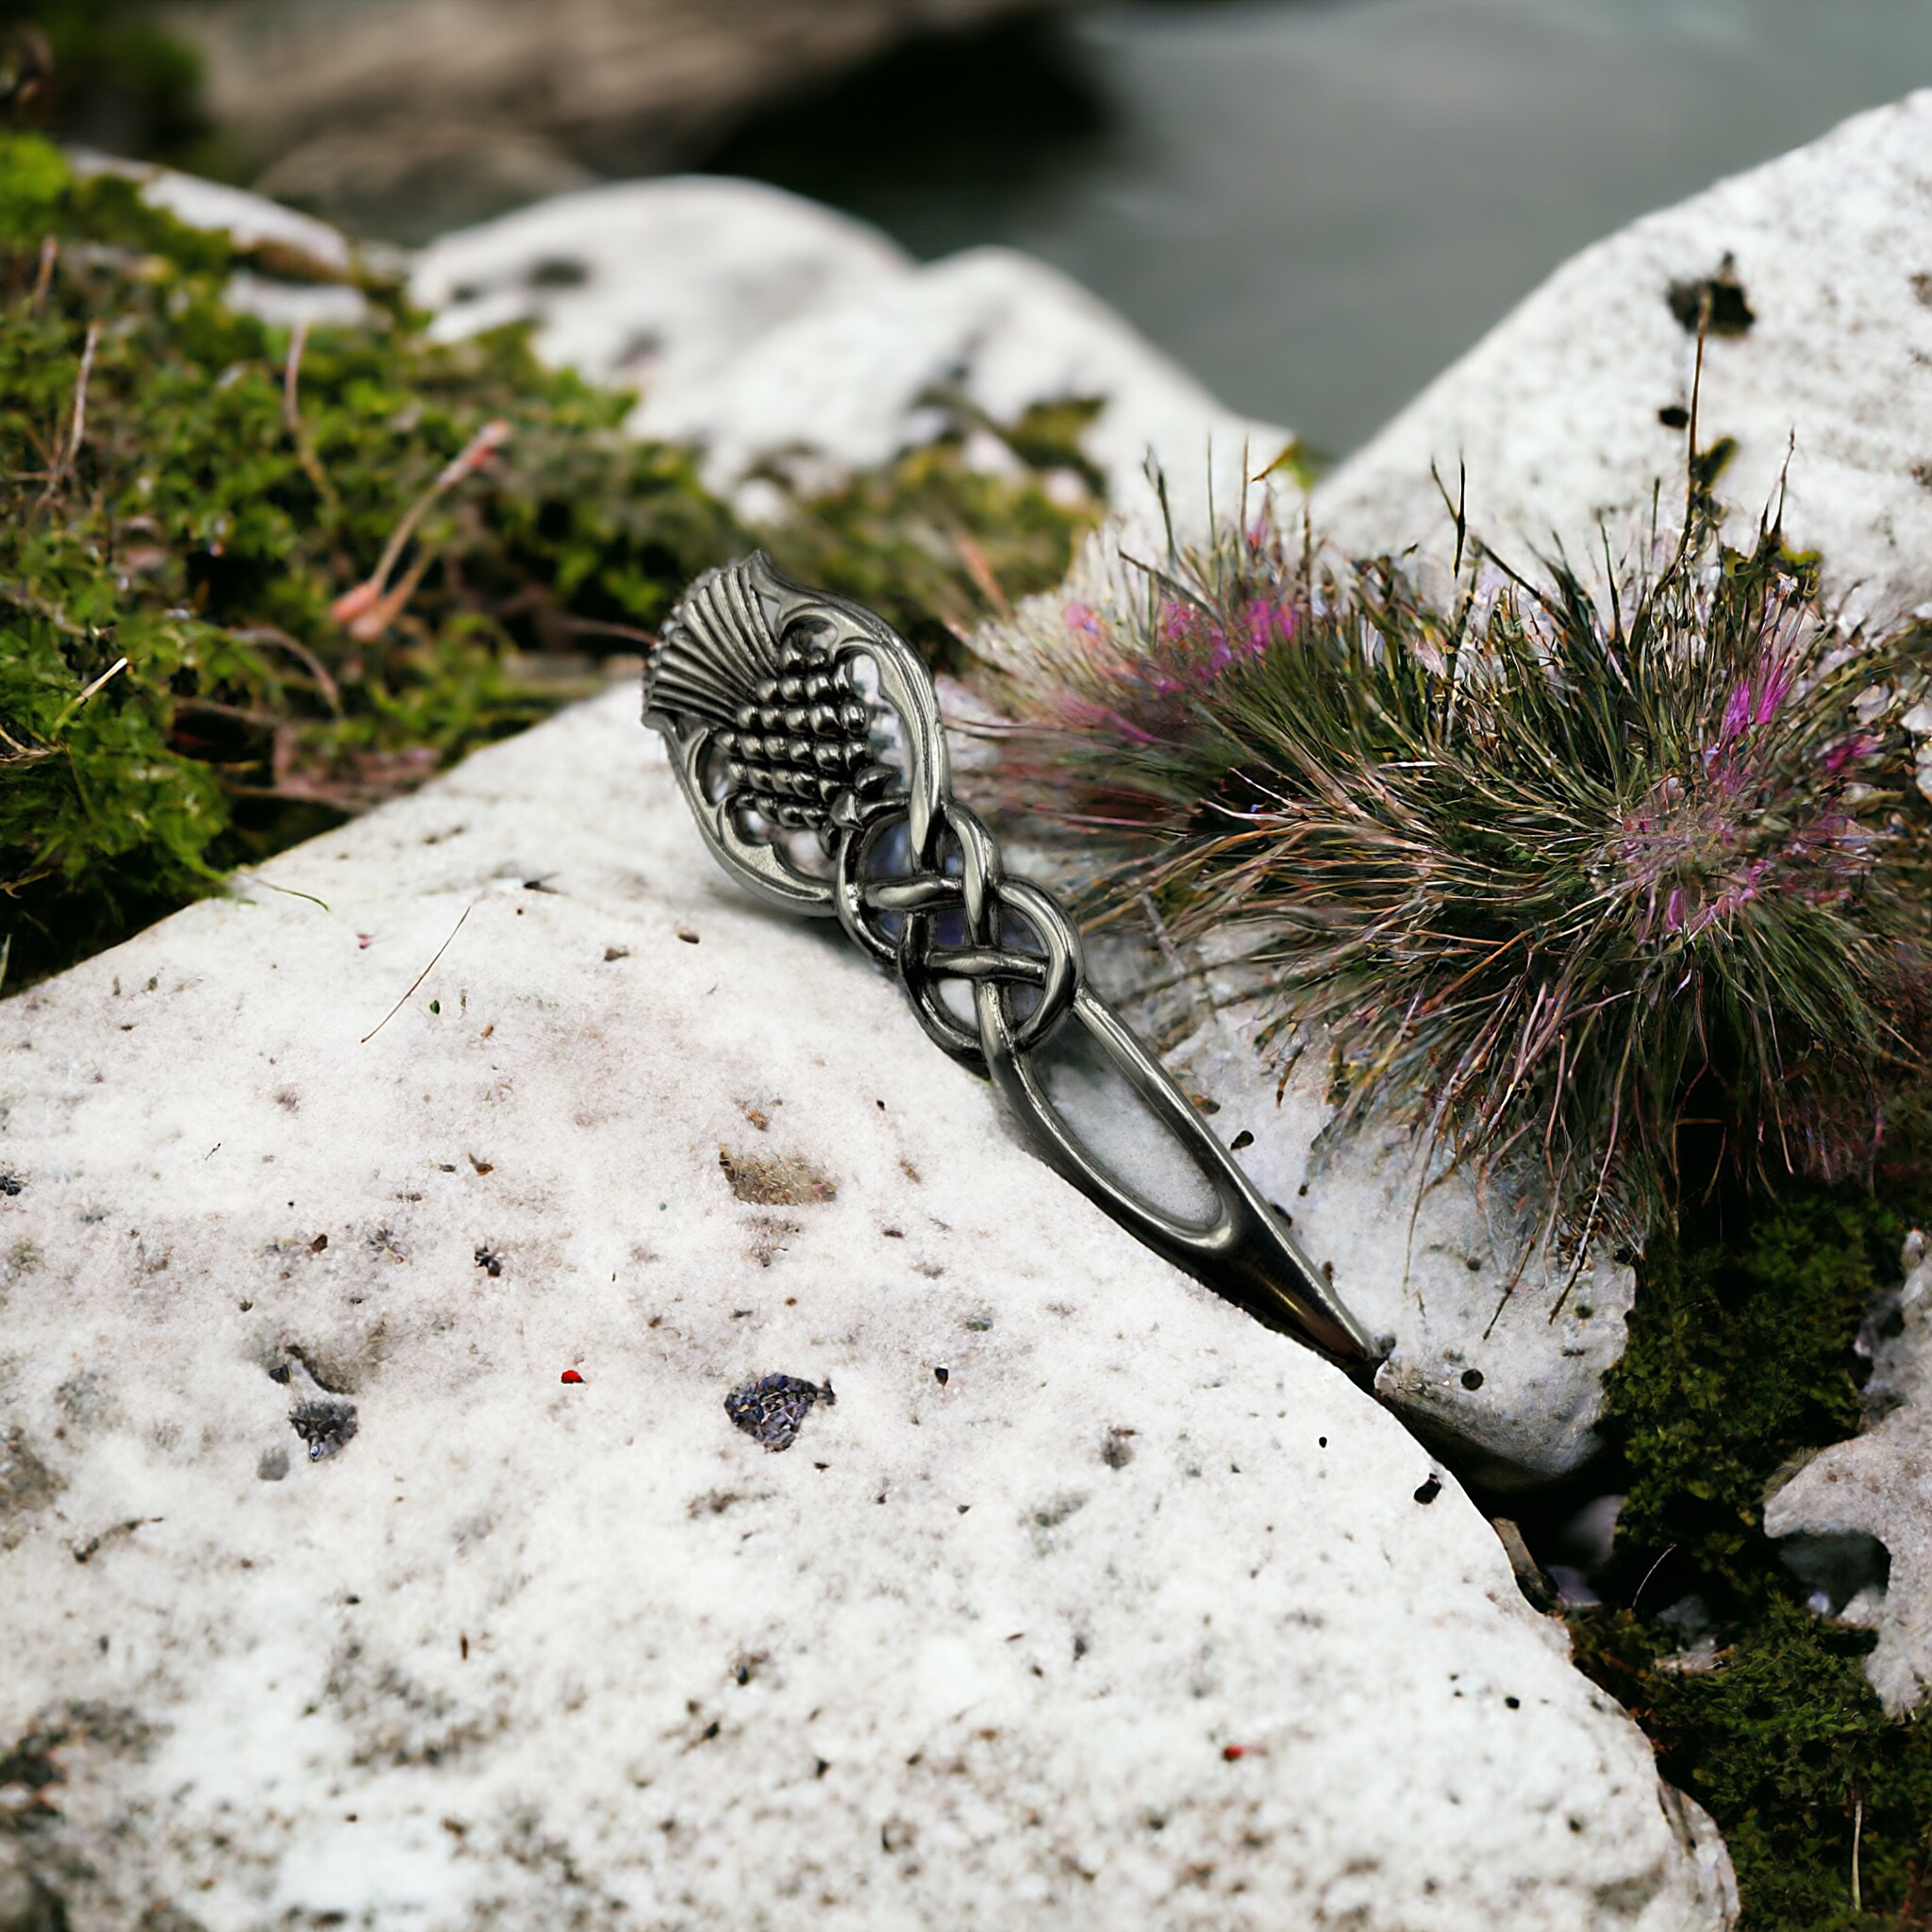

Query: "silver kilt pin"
left=643, top=552, right=1376, bottom=1372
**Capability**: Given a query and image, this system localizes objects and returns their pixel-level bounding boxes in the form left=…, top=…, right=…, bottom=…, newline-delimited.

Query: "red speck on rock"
left=560, top=1369, right=584, bottom=1385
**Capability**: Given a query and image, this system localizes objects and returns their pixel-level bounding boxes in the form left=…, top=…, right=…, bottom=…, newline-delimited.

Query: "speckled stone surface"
left=0, top=688, right=1733, bottom=1929
left=1141, top=996, right=1637, bottom=1492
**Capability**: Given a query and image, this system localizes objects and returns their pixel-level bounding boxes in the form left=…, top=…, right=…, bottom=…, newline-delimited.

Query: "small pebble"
left=725, top=1374, right=835, bottom=1453
left=290, top=1397, right=358, bottom=1462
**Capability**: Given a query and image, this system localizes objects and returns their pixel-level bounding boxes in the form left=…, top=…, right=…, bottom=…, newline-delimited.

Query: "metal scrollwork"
left=644, top=552, right=1376, bottom=1371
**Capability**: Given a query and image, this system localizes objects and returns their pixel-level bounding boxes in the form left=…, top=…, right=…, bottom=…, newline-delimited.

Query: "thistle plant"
left=976, top=491, right=1932, bottom=1253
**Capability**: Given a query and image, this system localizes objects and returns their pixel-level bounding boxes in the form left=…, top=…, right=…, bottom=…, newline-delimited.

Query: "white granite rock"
left=412, top=177, right=912, bottom=394
left=66, top=149, right=374, bottom=330
left=0, top=687, right=1733, bottom=1928
left=412, top=178, right=1280, bottom=534
left=68, top=148, right=355, bottom=279
left=1309, top=91, right=1932, bottom=627
left=1765, top=1241, right=1932, bottom=1714
left=1146, top=1000, right=1636, bottom=1492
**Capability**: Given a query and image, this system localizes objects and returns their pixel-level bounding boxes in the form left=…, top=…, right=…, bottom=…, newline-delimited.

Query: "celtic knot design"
left=833, top=792, right=1082, bottom=1074
left=644, top=552, right=1377, bottom=1373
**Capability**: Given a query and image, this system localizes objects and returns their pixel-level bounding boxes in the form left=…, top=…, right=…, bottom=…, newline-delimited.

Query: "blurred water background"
left=31, top=0, right=1932, bottom=458
left=719, top=0, right=1932, bottom=456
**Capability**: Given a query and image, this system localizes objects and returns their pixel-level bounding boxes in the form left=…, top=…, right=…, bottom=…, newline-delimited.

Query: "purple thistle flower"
left=1242, top=594, right=1298, bottom=653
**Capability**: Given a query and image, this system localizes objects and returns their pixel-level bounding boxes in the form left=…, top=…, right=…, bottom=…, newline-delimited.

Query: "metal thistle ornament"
left=644, top=553, right=1374, bottom=1370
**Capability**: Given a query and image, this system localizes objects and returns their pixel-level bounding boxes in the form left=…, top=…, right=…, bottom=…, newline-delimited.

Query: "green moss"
left=0, top=134, right=1100, bottom=988
left=0, top=135, right=734, bottom=982
left=1569, top=1182, right=1932, bottom=1927
left=1608, top=1192, right=1898, bottom=1605
left=1576, top=1599, right=1932, bottom=1931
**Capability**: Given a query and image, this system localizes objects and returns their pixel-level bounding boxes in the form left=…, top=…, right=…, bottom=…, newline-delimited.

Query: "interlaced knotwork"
left=833, top=793, right=1083, bottom=1074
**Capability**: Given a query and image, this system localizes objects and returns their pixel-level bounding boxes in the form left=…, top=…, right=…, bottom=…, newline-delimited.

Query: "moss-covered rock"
left=1572, top=1184, right=1932, bottom=1928
left=0, top=134, right=1097, bottom=988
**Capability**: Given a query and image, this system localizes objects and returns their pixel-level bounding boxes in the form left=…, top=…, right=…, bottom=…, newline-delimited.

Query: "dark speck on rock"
left=526, top=255, right=590, bottom=289
left=1460, top=1369, right=1484, bottom=1391
left=1414, top=1475, right=1443, bottom=1506
left=1667, top=255, right=1755, bottom=336
left=475, top=1246, right=502, bottom=1277
left=1229, top=1130, right=1254, bottom=1151
left=0, top=1174, right=21, bottom=1195
left=725, top=1374, right=835, bottom=1453
left=291, top=1397, right=358, bottom=1462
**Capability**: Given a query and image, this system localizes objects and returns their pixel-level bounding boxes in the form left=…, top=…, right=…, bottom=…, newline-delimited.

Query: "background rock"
left=70, top=145, right=354, bottom=277
left=412, top=175, right=1278, bottom=537
left=68, top=147, right=377, bottom=330
left=157, top=0, right=1072, bottom=238
left=411, top=177, right=910, bottom=405
left=0, top=686, right=1733, bottom=1928
left=1310, top=90, right=1932, bottom=629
